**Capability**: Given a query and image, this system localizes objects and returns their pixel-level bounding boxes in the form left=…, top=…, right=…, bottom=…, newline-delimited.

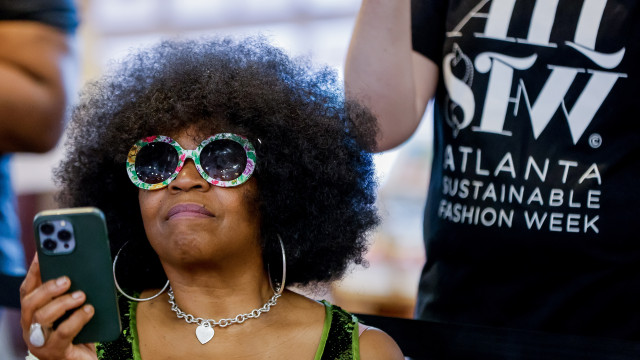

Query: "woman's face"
left=138, top=127, right=261, bottom=269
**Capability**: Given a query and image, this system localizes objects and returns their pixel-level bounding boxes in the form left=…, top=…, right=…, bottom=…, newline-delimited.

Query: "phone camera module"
left=40, top=223, right=55, bottom=235
left=43, top=239, right=57, bottom=251
left=58, top=230, right=72, bottom=242
left=38, top=219, right=75, bottom=255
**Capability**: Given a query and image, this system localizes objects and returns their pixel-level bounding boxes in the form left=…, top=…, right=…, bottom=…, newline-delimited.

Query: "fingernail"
left=56, top=277, right=68, bottom=287
left=83, top=305, right=94, bottom=314
left=71, top=291, right=83, bottom=299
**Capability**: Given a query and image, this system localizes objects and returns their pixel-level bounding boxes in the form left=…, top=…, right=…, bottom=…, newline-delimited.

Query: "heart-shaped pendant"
left=195, top=323, right=215, bottom=344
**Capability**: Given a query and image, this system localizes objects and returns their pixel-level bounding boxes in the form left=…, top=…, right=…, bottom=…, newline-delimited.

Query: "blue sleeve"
left=0, top=0, right=78, bottom=34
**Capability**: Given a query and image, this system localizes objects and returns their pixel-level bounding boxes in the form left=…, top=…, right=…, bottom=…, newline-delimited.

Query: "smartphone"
left=33, top=207, right=121, bottom=344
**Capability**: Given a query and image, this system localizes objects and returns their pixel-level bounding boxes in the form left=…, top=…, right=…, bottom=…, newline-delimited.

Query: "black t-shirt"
left=412, top=0, right=640, bottom=340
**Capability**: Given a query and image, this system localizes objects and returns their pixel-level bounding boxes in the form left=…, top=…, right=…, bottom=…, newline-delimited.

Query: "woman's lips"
left=166, top=204, right=214, bottom=220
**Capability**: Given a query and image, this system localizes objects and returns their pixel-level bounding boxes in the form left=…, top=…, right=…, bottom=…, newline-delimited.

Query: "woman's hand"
left=19, top=255, right=98, bottom=360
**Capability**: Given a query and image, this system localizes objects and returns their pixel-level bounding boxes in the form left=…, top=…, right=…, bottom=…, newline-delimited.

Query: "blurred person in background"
left=346, top=0, right=640, bottom=344
left=0, top=0, right=78, bottom=306
left=0, top=0, right=78, bottom=358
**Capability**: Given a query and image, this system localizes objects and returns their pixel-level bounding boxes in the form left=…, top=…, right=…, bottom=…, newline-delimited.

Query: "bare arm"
left=345, top=0, right=438, bottom=151
left=0, top=21, right=75, bottom=153
left=359, top=327, right=405, bottom=360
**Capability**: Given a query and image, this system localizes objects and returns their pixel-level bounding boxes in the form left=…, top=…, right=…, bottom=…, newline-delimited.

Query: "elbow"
left=28, top=92, right=68, bottom=153
left=20, top=112, right=65, bottom=153
left=19, top=134, right=62, bottom=154
left=30, top=135, right=62, bottom=153
left=33, top=120, right=64, bottom=153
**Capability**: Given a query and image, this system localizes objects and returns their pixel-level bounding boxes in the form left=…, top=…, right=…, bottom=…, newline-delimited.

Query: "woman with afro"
left=19, top=37, right=404, bottom=359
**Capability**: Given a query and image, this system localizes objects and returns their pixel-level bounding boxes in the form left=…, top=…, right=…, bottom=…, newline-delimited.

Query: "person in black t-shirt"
left=346, top=0, right=640, bottom=342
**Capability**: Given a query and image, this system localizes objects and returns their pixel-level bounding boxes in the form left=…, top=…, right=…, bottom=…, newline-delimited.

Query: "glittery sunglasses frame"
left=126, top=133, right=256, bottom=190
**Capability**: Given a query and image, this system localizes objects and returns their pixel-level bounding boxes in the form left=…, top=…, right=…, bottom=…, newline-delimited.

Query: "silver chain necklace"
left=167, top=286, right=281, bottom=345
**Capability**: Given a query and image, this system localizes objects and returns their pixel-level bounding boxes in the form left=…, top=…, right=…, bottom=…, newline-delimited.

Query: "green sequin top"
left=96, top=296, right=361, bottom=360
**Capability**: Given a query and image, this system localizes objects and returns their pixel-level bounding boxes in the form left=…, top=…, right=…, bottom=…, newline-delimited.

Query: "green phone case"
left=33, top=207, right=121, bottom=344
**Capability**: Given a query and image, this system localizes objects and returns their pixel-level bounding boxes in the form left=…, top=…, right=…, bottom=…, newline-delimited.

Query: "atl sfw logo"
left=442, top=0, right=627, bottom=145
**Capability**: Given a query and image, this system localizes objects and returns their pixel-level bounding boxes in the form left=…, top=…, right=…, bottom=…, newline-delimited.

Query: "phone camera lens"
left=40, top=223, right=55, bottom=235
left=43, top=239, right=57, bottom=251
left=57, top=230, right=72, bottom=242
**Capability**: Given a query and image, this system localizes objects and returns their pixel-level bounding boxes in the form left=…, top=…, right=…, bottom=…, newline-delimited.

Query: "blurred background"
left=3, top=0, right=432, bottom=357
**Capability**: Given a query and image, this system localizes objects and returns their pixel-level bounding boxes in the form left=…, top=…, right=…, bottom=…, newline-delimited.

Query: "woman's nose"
left=168, top=159, right=209, bottom=192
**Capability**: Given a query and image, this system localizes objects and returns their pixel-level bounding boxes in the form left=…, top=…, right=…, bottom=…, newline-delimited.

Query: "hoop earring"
left=267, top=235, right=287, bottom=295
left=113, top=241, right=169, bottom=302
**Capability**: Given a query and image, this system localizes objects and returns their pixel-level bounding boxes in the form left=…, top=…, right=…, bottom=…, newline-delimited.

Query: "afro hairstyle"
left=55, top=36, right=379, bottom=291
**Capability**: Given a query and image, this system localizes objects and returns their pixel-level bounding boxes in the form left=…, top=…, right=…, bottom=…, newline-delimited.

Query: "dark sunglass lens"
left=201, top=139, right=247, bottom=181
left=135, top=142, right=179, bottom=184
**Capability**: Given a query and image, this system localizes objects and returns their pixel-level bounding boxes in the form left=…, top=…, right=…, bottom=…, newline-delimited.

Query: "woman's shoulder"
left=358, top=326, right=404, bottom=360
left=317, top=300, right=404, bottom=360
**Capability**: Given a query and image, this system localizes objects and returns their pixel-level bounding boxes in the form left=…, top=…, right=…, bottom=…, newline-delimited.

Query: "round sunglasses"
left=126, top=133, right=256, bottom=190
